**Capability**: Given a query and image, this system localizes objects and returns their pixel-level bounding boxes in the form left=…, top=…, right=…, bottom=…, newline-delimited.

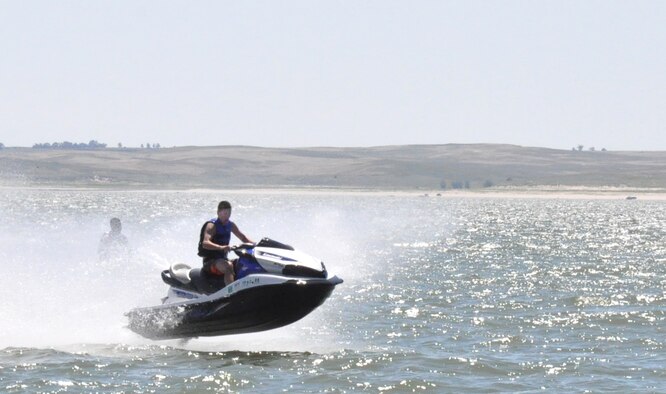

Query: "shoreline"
left=2, top=184, right=665, bottom=200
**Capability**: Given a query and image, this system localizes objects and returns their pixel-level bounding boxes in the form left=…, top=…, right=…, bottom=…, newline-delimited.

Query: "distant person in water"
left=198, top=201, right=253, bottom=285
left=98, top=217, right=129, bottom=260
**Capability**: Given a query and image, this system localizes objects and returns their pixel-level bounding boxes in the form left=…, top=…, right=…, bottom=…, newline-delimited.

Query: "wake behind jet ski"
left=126, top=238, right=343, bottom=340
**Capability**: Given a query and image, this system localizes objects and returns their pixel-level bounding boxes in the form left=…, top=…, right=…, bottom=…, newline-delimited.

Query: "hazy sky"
left=1, top=1, right=665, bottom=150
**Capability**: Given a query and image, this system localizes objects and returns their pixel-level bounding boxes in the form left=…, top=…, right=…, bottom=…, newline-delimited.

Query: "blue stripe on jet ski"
left=258, top=251, right=297, bottom=261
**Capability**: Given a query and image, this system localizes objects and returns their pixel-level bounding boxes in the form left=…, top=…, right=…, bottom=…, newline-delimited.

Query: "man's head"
left=217, top=201, right=232, bottom=222
left=110, top=217, right=122, bottom=233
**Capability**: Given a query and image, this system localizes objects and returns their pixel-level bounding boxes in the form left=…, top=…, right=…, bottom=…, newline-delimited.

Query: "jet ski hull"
left=127, top=276, right=341, bottom=340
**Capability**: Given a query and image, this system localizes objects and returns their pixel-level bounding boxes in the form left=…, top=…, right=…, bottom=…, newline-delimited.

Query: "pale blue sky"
left=1, top=1, right=665, bottom=150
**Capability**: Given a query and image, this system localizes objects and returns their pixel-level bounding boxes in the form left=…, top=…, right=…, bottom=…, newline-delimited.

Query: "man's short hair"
left=110, top=217, right=122, bottom=231
left=218, top=201, right=232, bottom=211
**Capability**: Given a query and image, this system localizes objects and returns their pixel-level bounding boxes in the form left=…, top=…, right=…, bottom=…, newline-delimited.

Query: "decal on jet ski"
left=173, top=289, right=198, bottom=299
left=227, top=276, right=262, bottom=295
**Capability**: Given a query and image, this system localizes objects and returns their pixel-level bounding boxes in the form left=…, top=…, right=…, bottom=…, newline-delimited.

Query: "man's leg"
left=214, top=259, right=235, bottom=285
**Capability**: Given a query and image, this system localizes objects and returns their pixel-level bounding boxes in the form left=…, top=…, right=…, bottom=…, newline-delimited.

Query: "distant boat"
left=626, top=196, right=637, bottom=200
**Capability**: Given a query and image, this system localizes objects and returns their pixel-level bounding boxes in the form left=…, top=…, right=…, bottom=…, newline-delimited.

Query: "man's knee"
left=215, top=259, right=232, bottom=271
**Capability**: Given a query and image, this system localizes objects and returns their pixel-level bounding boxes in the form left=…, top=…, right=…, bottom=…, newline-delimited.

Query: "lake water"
left=0, top=189, right=664, bottom=392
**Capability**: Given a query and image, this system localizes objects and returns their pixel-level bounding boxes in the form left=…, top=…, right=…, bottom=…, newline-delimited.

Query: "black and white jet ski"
left=126, top=238, right=343, bottom=340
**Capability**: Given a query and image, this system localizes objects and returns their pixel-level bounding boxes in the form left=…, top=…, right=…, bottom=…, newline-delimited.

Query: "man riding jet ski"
left=126, top=238, right=343, bottom=340
left=198, top=200, right=254, bottom=286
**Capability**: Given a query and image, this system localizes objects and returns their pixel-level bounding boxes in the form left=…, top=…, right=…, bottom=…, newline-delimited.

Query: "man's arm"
left=232, top=223, right=253, bottom=244
left=98, top=233, right=109, bottom=253
left=202, top=223, right=229, bottom=252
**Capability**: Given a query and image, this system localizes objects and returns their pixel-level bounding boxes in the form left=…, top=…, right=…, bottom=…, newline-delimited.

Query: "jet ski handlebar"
left=230, top=242, right=256, bottom=256
left=230, top=238, right=296, bottom=257
left=230, top=242, right=255, bottom=251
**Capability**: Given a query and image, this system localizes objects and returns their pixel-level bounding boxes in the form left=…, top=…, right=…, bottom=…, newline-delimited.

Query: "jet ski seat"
left=189, top=268, right=226, bottom=295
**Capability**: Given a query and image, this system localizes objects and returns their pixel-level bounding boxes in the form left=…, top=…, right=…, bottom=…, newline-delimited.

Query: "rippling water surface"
left=0, top=189, right=664, bottom=392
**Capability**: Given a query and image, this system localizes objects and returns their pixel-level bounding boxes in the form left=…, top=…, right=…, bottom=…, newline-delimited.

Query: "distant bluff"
left=1, top=144, right=665, bottom=189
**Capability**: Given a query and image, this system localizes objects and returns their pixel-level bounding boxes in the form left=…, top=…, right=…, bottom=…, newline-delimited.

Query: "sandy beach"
left=2, top=183, right=665, bottom=201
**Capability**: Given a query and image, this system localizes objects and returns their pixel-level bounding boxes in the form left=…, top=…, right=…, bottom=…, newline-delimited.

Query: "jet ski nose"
left=283, top=265, right=327, bottom=278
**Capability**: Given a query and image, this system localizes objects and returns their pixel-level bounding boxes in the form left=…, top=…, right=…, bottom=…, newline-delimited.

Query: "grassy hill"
left=1, top=144, right=665, bottom=190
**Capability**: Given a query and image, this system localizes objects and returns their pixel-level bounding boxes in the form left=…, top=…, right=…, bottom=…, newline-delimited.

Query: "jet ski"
left=126, top=238, right=343, bottom=340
